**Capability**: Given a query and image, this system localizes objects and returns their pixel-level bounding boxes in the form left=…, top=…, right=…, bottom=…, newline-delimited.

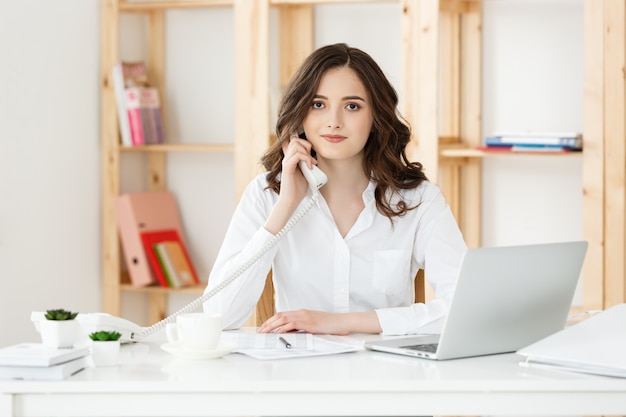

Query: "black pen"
left=279, top=336, right=292, bottom=349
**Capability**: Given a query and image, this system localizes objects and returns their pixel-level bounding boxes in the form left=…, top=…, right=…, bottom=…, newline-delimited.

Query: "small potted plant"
left=40, top=309, right=80, bottom=348
left=89, top=330, right=122, bottom=367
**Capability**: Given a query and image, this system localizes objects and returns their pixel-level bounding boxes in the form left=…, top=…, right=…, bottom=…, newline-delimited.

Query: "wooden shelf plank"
left=440, top=147, right=584, bottom=159
left=119, top=0, right=233, bottom=11
left=121, top=283, right=205, bottom=294
left=271, top=0, right=397, bottom=5
left=120, top=144, right=234, bottom=152
left=270, top=0, right=479, bottom=14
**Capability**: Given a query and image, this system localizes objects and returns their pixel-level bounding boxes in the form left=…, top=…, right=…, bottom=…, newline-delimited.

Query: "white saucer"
left=161, top=342, right=237, bottom=360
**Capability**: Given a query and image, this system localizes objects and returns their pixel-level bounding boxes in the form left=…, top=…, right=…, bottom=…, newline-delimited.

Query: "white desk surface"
left=1, top=333, right=626, bottom=417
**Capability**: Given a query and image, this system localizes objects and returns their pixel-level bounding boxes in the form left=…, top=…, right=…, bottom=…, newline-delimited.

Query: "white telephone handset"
left=31, top=147, right=327, bottom=343
left=298, top=160, right=328, bottom=190
left=294, top=131, right=327, bottom=190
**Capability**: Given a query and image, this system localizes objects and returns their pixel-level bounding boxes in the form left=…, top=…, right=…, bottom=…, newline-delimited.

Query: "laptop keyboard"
left=401, top=343, right=438, bottom=353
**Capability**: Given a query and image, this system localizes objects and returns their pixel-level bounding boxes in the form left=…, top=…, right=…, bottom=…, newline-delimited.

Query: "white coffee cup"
left=165, top=313, right=222, bottom=351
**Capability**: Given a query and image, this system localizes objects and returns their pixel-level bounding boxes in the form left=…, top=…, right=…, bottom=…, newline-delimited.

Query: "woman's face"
left=302, top=66, right=374, bottom=165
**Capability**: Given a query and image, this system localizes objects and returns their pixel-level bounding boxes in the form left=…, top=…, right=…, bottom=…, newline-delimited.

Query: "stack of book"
left=112, top=61, right=166, bottom=147
left=141, top=229, right=200, bottom=288
left=481, top=131, right=583, bottom=153
left=0, top=343, right=90, bottom=380
left=114, top=191, right=200, bottom=288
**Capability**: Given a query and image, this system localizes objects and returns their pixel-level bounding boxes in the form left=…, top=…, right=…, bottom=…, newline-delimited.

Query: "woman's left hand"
left=258, top=309, right=381, bottom=335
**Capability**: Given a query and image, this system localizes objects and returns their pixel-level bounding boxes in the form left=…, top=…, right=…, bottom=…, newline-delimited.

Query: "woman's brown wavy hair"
left=261, top=43, right=427, bottom=220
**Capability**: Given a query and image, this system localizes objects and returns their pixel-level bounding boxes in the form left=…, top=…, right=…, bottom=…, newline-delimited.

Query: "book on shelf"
left=154, top=241, right=199, bottom=287
left=124, top=86, right=166, bottom=146
left=477, top=145, right=578, bottom=154
left=0, top=343, right=89, bottom=367
left=111, top=64, right=133, bottom=147
left=112, top=61, right=149, bottom=147
left=114, top=191, right=187, bottom=287
left=139, top=87, right=165, bottom=145
left=112, top=61, right=165, bottom=146
left=0, top=356, right=88, bottom=381
left=484, top=131, right=582, bottom=150
left=493, top=130, right=580, bottom=138
left=140, top=229, right=200, bottom=288
left=124, top=87, right=145, bottom=145
left=510, top=144, right=580, bottom=152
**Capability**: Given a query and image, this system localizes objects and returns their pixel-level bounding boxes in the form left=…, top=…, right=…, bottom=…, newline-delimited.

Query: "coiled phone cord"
left=132, top=190, right=320, bottom=341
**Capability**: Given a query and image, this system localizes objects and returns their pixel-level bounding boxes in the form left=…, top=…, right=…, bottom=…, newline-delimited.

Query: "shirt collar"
left=362, top=179, right=377, bottom=205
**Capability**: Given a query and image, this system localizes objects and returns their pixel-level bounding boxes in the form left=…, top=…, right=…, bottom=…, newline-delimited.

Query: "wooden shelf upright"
left=582, top=0, right=626, bottom=311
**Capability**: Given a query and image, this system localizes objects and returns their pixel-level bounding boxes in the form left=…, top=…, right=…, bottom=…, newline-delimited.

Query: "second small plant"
left=89, top=331, right=122, bottom=341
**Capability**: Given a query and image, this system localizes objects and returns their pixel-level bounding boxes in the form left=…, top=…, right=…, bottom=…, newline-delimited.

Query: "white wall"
left=0, top=1, right=101, bottom=346
left=0, top=0, right=584, bottom=347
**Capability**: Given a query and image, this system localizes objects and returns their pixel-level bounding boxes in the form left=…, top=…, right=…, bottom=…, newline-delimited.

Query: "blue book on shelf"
left=485, top=134, right=582, bottom=149
left=510, top=144, right=578, bottom=152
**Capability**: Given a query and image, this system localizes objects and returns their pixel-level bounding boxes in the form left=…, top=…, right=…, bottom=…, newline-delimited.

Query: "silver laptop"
left=364, top=241, right=588, bottom=360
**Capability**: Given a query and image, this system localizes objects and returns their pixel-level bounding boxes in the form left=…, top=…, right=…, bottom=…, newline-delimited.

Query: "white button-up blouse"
left=203, top=173, right=467, bottom=335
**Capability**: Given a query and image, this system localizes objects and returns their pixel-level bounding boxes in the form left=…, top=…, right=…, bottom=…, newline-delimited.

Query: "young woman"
left=203, top=43, right=467, bottom=336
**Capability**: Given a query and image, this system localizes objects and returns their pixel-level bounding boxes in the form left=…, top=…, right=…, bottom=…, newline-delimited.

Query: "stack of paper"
left=517, top=303, right=626, bottom=378
left=0, top=343, right=90, bottom=380
left=222, top=332, right=359, bottom=360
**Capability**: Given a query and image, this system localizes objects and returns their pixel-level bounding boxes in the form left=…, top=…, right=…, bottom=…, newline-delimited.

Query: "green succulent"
left=89, top=330, right=122, bottom=341
left=44, top=309, right=78, bottom=321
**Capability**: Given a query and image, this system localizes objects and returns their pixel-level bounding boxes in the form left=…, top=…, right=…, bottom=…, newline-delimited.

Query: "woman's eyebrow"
left=313, top=94, right=367, bottom=102
left=343, top=95, right=367, bottom=102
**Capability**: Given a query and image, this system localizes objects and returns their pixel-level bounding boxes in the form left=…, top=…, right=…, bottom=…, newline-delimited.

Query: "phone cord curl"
left=132, top=191, right=320, bottom=341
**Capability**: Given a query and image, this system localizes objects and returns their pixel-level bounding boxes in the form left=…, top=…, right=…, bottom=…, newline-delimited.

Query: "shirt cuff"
left=375, top=306, right=446, bottom=336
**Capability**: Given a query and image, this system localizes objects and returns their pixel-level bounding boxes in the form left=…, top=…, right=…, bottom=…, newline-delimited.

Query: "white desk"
left=1, top=338, right=626, bottom=417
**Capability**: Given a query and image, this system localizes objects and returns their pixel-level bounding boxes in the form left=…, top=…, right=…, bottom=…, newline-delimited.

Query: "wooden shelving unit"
left=101, top=0, right=625, bottom=327
left=100, top=0, right=250, bottom=325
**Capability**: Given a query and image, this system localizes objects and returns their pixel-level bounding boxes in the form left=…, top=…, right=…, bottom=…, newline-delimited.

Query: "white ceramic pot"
left=90, top=340, right=121, bottom=367
left=40, top=320, right=80, bottom=348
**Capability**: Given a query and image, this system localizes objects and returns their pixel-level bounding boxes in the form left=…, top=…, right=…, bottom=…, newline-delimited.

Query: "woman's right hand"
left=278, top=136, right=317, bottom=206
left=263, top=136, right=318, bottom=235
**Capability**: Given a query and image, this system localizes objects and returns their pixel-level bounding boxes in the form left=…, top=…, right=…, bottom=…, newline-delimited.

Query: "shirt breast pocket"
left=371, top=249, right=412, bottom=297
